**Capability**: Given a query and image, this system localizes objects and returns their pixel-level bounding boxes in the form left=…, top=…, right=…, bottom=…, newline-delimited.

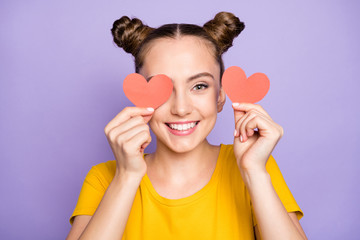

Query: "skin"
left=140, top=37, right=226, bottom=198
left=66, top=35, right=307, bottom=240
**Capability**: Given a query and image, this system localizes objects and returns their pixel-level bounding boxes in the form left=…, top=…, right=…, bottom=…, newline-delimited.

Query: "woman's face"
left=139, top=36, right=226, bottom=153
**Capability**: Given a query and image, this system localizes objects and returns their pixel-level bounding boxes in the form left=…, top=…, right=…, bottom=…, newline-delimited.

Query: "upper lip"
left=165, top=121, right=199, bottom=124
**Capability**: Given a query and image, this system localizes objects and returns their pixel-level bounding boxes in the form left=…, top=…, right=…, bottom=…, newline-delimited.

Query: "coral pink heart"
left=221, top=66, right=270, bottom=103
left=123, top=73, right=173, bottom=109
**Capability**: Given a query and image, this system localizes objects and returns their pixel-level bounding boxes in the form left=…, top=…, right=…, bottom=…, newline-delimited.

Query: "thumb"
left=141, top=107, right=154, bottom=123
left=142, top=114, right=153, bottom=123
left=232, top=103, right=246, bottom=125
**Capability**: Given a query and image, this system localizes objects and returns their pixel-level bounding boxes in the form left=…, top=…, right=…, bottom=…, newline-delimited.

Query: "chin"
left=160, top=137, right=206, bottom=154
left=168, top=143, right=196, bottom=153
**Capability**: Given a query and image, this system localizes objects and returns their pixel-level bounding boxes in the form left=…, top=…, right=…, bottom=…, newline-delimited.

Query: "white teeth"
left=168, top=122, right=196, bottom=131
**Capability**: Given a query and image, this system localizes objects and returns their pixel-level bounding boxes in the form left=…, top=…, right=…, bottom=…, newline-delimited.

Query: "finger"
left=239, top=113, right=259, bottom=142
left=106, top=115, right=147, bottom=142
left=233, top=108, right=246, bottom=125
left=246, top=128, right=255, bottom=138
left=105, top=107, right=154, bottom=134
left=236, top=112, right=258, bottom=142
left=124, top=129, right=152, bottom=154
left=232, top=103, right=246, bottom=127
left=234, top=111, right=247, bottom=138
left=140, top=141, right=151, bottom=152
left=232, top=102, right=272, bottom=120
left=117, top=123, right=150, bottom=144
left=234, top=109, right=266, bottom=137
left=142, top=115, right=153, bottom=123
left=234, top=109, right=271, bottom=138
left=116, top=107, right=154, bottom=124
left=241, top=114, right=275, bottom=142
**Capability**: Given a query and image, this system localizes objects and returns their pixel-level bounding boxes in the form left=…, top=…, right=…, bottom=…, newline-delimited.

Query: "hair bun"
left=203, top=12, right=245, bottom=54
left=111, top=16, right=153, bottom=56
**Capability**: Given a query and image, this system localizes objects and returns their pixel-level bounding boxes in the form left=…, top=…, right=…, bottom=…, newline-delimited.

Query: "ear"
left=217, top=87, right=226, bottom=112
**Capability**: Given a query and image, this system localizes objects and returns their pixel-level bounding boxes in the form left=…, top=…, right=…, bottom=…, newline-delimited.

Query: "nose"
left=170, top=89, right=193, bottom=117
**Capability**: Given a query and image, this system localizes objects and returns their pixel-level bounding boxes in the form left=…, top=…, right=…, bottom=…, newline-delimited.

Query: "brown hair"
left=111, top=12, right=245, bottom=78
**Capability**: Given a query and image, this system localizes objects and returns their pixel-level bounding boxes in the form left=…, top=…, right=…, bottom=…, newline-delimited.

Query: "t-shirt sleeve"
left=69, top=162, right=115, bottom=225
left=251, top=155, right=304, bottom=226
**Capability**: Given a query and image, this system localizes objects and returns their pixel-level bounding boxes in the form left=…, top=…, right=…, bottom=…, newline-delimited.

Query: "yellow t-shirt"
left=70, top=144, right=303, bottom=239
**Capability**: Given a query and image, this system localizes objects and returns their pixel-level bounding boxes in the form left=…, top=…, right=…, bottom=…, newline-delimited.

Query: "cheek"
left=148, top=107, right=166, bottom=128
left=196, top=93, right=218, bottom=116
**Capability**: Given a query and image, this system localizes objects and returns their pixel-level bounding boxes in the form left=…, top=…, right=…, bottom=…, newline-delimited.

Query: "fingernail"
left=240, top=135, right=243, bottom=142
left=232, top=103, right=240, bottom=107
left=233, top=129, right=237, bottom=137
left=147, top=107, right=154, bottom=112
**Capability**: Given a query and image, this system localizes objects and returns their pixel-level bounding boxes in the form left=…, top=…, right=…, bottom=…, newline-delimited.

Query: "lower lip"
left=166, top=123, right=198, bottom=136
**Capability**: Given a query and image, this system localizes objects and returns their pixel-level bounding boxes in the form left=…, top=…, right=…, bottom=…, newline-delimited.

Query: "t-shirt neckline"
left=142, top=144, right=224, bottom=207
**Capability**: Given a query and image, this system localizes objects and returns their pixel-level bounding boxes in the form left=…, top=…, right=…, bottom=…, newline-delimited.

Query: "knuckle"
left=280, top=126, right=284, bottom=136
left=104, top=123, right=112, bottom=135
left=119, top=107, right=129, bottom=117
left=123, top=107, right=131, bottom=112
left=104, top=126, right=109, bottom=135
left=122, top=107, right=134, bottom=116
left=108, top=130, right=117, bottom=142
left=255, top=104, right=263, bottom=110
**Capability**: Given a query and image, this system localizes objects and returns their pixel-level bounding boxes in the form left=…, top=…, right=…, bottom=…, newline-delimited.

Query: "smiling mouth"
left=165, top=121, right=199, bottom=131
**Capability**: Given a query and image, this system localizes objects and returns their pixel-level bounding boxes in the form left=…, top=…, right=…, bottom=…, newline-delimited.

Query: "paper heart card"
left=221, top=66, right=270, bottom=104
left=123, top=73, right=173, bottom=109
left=123, top=66, right=270, bottom=109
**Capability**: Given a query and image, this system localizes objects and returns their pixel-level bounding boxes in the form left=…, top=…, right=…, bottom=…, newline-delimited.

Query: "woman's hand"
left=104, top=107, right=154, bottom=178
left=232, top=103, right=284, bottom=174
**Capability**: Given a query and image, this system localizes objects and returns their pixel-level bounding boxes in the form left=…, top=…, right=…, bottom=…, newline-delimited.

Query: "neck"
left=146, top=139, right=218, bottom=182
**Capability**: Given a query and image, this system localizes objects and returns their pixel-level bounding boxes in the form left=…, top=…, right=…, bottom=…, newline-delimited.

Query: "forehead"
left=140, top=36, right=220, bottom=79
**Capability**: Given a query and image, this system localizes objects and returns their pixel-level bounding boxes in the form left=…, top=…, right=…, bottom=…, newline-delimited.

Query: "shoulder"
left=91, top=160, right=117, bottom=176
left=85, top=160, right=117, bottom=190
left=219, top=144, right=235, bottom=157
left=218, top=144, right=240, bottom=175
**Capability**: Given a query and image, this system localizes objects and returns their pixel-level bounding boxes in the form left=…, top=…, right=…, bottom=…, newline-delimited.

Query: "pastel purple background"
left=1, top=0, right=359, bottom=239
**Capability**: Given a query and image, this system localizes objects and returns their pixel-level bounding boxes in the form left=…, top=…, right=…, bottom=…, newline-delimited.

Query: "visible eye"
left=192, top=83, right=208, bottom=91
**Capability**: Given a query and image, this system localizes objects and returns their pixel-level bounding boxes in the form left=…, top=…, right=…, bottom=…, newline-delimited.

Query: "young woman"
left=67, top=12, right=307, bottom=240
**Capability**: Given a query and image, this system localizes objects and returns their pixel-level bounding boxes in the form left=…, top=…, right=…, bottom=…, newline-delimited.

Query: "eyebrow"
left=146, top=72, right=214, bottom=82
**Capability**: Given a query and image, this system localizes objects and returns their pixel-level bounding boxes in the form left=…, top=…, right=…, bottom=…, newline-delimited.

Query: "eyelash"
left=192, top=83, right=208, bottom=91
